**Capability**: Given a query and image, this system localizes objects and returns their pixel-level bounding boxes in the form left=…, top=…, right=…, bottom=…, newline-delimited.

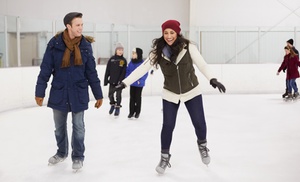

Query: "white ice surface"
left=0, top=94, right=300, bottom=182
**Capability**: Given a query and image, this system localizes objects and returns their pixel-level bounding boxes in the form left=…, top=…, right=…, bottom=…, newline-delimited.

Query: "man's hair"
left=63, top=12, right=83, bottom=27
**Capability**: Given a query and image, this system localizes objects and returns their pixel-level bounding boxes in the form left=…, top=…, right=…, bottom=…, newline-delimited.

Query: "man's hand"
left=35, top=97, right=44, bottom=106
left=94, top=99, right=103, bottom=109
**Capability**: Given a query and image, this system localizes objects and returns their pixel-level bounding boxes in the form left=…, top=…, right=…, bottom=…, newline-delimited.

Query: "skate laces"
left=159, top=156, right=171, bottom=168
left=72, top=160, right=83, bottom=170
left=48, top=154, right=65, bottom=164
left=73, top=160, right=81, bottom=164
left=199, top=145, right=210, bottom=157
left=53, top=155, right=61, bottom=160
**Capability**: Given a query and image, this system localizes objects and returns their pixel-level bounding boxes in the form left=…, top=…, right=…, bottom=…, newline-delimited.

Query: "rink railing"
left=0, top=64, right=287, bottom=113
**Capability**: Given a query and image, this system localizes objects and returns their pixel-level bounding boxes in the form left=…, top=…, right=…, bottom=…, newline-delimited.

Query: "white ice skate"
left=198, top=142, right=210, bottom=166
left=72, top=160, right=83, bottom=173
left=155, top=153, right=171, bottom=174
left=48, top=154, right=66, bottom=165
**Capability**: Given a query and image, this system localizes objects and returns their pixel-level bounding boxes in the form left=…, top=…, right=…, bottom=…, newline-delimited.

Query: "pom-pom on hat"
left=161, top=20, right=181, bottom=35
left=63, top=12, right=83, bottom=27
left=287, top=39, right=294, bottom=45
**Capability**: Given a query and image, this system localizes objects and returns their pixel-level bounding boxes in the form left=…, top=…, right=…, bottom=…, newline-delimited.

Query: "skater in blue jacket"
left=35, top=12, right=103, bottom=171
left=125, top=48, right=148, bottom=118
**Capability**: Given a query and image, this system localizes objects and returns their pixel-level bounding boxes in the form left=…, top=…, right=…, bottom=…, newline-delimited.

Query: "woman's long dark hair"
left=285, top=46, right=297, bottom=58
left=149, top=34, right=190, bottom=66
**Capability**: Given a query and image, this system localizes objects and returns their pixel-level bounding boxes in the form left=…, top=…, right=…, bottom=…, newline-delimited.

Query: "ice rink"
left=0, top=94, right=300, bottom=182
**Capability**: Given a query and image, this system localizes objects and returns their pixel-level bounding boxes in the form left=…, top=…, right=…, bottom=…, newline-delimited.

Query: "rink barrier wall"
left=0, top=64, right=286, bottom=113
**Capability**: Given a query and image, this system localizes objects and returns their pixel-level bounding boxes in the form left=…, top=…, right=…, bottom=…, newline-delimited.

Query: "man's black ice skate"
left=155, top=153, right=171, bottom=174
left=198, top=142, right=210, bottom=166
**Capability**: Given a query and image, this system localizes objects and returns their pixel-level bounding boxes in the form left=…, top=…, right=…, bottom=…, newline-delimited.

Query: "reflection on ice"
left=0, top=94, right=299, bottom=182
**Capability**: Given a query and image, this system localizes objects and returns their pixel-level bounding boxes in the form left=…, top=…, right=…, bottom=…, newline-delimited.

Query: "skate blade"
left=202, top=157, right=210, bottom=166
left=73, top=169, right=79, bottom=173
left=155, top=167, right=165, bottom=174
left=48, top=162, right=58, bottom=166
left=73, top=168, right=82, bottom=173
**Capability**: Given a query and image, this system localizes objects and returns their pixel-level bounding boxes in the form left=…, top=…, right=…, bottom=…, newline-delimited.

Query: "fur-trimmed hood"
left=55, top=31, right=95, bottom=43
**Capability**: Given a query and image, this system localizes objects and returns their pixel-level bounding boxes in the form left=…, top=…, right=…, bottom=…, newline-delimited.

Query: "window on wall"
left=0, top=15, right=299, bottom=68
left=199, top=27, right=299, bottom=64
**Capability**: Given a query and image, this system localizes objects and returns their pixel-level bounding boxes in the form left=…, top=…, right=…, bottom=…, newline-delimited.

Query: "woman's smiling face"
left=163, top=28, right=177, bottom=46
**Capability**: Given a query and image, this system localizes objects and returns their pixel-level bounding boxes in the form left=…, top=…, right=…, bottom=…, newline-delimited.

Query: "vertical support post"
left=4, top=16, right=8, bottom=67
left=52, top=20, right=56, bottom=37
left=93, top=22, right=97, bottom=63
left=111, top=23, right=115, bottom=55
left=17, top=17, right=21, bottom=67
left=235, top=26, right=237, bottom=64
left=127, top=24, right=131, bottom=61
left=198, top=26, right=201, bottom=53
left=294, top=26, right=297, bottom=47
left=258, top=27, right=261, bottom=63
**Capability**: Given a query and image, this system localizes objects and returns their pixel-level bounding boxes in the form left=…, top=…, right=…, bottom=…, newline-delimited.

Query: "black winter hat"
left=63, top=12, right=83, bottom=27
left=133, top=48, right=143, bottom=60
left=287, top=39, right=294, bottom=45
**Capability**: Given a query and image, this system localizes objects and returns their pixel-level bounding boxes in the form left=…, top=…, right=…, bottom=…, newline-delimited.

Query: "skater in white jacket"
left=115, top=19, right=225, bottom=174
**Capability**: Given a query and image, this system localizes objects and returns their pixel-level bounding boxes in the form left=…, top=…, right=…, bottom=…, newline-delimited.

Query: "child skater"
left=104, top=42, right=127, bottom=116
left=125, top=48, right=148, bottom=119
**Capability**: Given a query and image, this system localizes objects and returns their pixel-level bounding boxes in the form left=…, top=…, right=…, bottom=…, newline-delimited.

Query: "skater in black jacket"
left=104, top=42, right=127, bottom=116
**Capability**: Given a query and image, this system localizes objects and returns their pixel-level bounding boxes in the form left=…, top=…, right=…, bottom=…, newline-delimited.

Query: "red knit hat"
left=161, top=20, right=181, bottom=35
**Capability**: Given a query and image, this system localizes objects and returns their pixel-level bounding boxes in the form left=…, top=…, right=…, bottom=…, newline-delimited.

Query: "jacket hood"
left=55, top=31, right=95, bottom=43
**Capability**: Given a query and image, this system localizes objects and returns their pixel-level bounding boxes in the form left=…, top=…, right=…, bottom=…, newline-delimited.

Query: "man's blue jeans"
left=53, top=109, right=85, bottom=161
